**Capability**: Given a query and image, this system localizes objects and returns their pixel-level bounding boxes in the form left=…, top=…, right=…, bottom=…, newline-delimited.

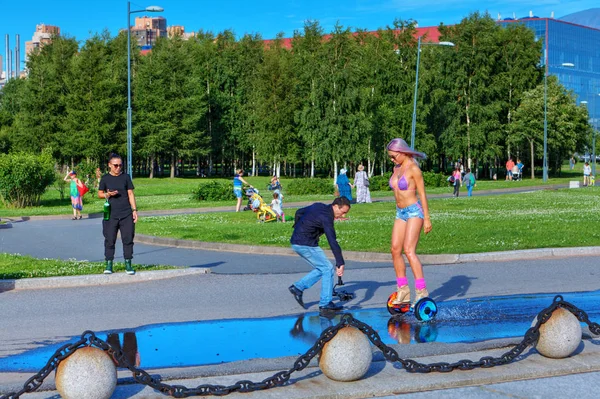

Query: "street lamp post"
left=588, top=93, right=600, bottom=177
left=542, top=38, right=574, bottom=182
left=410, top=37, right=454, bottom=149
left=127, top=2, right=163, bottom=179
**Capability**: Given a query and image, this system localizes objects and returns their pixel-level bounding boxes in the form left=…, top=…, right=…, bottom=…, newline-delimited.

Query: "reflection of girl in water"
left=107, top=332, right=140, bottom=368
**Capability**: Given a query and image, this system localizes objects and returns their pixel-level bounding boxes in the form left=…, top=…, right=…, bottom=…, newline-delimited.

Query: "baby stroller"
left=512, top=165, right=524, bottom=181
left=244, top=187, right=278, bottom=223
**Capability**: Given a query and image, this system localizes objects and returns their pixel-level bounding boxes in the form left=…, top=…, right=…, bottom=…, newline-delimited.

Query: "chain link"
left=2, top=295, right=598, bottom=398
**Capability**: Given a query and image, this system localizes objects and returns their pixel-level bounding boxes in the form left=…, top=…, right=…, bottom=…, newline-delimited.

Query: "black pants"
left=453, top=183, right=460, bottom=197
left=103, top=214, right=135, bottom=261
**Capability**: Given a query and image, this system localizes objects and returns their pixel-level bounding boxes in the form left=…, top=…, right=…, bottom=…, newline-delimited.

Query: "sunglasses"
left=111, top=164, right=122, bottom=168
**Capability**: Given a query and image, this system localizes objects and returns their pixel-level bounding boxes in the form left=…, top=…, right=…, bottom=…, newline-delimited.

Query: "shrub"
left=192, top=181, right=234, bottom=201
left=286, top=178, right=334, bottom=195
left=422, top=171, right=446, bottom=188
left=74, top=160, right=100, bottom=190
left=369, top=172, right=392, bottom=192
left=369, top=171, right=445, bottom=190
left=0, top=151, right=55, bottom=208
left=53, top=170, right=68, bottom=201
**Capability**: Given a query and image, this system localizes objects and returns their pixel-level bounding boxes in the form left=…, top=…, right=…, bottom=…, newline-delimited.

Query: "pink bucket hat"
left=386, top=138, right=427, bottom=159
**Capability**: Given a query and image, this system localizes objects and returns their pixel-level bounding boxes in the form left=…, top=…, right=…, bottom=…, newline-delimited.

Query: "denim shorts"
left=233, top=188, right=243, bottom=198
left=395, top=202, right=424, bottom=221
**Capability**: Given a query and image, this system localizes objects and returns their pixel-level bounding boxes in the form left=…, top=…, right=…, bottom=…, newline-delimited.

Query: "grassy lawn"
left=0, top=253, right=177, bottom=280
left=136, top=188, right=600, bottom=254
left=0, top=169, right=585, bottom=217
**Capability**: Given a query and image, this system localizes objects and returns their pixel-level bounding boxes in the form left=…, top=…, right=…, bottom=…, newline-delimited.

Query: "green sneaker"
left=125, top=259, right=135, bottom=275
left=104, top=260, right=113, bottom=274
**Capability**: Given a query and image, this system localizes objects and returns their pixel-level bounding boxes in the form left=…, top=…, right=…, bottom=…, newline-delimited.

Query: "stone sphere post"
left=55, top=347, right=117, bottom=399
left=319, top=326, right=372, bottom=381
left=533, top=307, right=582, bottom=359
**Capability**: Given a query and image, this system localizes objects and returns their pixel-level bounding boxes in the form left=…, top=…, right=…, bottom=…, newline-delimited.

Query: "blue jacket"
left=291, top=203, right=345, bottom=267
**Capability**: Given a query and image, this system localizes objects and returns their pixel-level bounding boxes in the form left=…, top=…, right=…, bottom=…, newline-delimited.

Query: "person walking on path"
left=64, top=171, right=86, bottom=220
left=233, top=169, right=252, bottom=212
left=354, top=165, right=372, bottom=203
left=98, top=153, right=138, bottom=275
left=583, top=161, right=592, bottom=186
left=288, top=197, right=351, bottom=312
left=462, top=168, right=476, bottom=197
left=335, top=168, right=353, bottom=202
left=386, top=138, right=432, bottom=305
left=452, top=166, right=462, bottom=197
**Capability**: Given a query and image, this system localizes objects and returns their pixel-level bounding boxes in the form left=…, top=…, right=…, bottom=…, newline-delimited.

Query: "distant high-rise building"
left=131, top=16, right=167, bottom=48
left=25, top=24, right=60, bottom=59
left=498, top=13, right=600, bottom=132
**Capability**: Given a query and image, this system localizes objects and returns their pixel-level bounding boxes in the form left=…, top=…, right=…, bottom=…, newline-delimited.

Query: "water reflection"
left=107, top=331, right=140, bottom=368
left=1, top=290, right=598, bottom=372
left=387, top=318, right=438, bottom=344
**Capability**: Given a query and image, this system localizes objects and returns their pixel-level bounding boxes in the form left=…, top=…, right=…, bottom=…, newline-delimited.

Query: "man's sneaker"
left=289, top=285, right=305, bottom=309
left=391, top=285, right=411, bottom=305
left=125, top=259, right=136, bottom=275
left=414, top=288, right=429, bottom=304
left=319, top=301, right=343, bottom=311
left=103, top=260, right=113, bottom=274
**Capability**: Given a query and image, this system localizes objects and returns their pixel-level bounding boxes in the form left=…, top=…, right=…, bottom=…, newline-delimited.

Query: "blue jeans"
left=291, top=244, right=334, bottom=307
left=467, top=185, right=473, bottom=197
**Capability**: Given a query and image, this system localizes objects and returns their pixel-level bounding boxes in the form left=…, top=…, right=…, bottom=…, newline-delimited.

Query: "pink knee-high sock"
left=415, top=278, right=427, bottom=290
left=396, top=277, right=408, bottom=287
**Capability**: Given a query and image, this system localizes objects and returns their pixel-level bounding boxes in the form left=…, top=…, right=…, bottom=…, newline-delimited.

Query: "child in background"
left=271, top=192, right=285, bottom=222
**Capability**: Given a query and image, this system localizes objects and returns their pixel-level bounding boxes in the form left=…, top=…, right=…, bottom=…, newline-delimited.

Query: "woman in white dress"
left=354, top=164, right=372, bottom=203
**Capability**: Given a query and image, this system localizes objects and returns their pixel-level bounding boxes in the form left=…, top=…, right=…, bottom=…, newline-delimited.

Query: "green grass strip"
left=0, top=253, right=177, bottom=280
left=136, top=188, right=600, bottom=254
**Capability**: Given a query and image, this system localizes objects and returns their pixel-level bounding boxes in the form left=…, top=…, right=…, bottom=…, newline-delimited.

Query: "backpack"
left=469, top=174, right=475, bottom=186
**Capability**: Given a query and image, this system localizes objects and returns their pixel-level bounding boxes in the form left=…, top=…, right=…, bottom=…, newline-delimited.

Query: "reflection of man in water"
left=289, top=315, right=335, bottom=344
left=107, top=332, right=140, bottom=368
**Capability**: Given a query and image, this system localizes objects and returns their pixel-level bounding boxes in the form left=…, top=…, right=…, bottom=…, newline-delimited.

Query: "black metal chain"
left=2, top=295, right=598, bottom=398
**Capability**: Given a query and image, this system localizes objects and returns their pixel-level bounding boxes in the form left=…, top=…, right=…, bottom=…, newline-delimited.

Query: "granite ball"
left=533, top=307, right=582, bottom=359
left=55, top=346, right=117, bottom=399
left=319, top=326, right=372, bottom=381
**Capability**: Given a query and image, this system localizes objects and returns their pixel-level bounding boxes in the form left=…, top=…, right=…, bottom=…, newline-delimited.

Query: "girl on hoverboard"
left=386, top=138, right=433, bottom=316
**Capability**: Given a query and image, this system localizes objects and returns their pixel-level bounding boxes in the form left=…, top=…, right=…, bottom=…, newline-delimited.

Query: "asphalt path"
left=0, top=217, right=391, bottom=273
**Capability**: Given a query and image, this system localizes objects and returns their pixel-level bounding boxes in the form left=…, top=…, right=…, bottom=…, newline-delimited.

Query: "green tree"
left=62, top=32, right=122, bottom=164
left=135, top=36, right=207, bottom=178
left=12, top=37, right=78, bottom=155
left=511, top=76, right=590, bottom=178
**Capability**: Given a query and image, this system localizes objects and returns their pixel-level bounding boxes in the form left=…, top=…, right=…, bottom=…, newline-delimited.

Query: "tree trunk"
left=149, top=154, right=155, bottom=179
left=170, top=154, right=176, bottom=179
left=529, top=139, right=535, bottom=179
left=333, top=160, right=338, bottom=184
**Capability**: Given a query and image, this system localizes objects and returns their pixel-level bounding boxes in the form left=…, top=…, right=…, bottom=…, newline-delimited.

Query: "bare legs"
left=391, top=218, right=424, bottom=280
left=236, top=197, right=243, bottom=212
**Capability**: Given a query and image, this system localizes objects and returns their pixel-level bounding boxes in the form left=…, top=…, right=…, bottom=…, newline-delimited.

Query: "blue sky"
left=1, top=0, right=597, bottom=68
